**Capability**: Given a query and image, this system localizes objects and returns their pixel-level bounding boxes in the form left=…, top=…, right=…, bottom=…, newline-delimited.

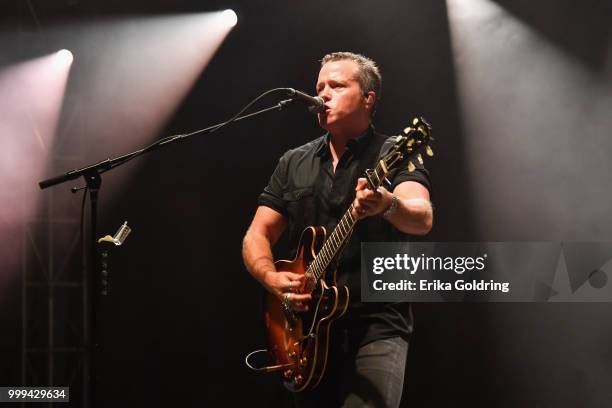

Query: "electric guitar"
left=262, top=117, right=433, bottom=392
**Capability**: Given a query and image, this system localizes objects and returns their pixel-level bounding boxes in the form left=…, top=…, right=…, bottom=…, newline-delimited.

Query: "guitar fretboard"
left=305, top=118, right=432, bottom=285
left=306, top=161, right=388, bottom=281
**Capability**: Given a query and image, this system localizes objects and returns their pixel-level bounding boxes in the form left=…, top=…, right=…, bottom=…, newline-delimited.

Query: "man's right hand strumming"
left=243, top=206, right=312, bottom=312
left=263, top=271, right=312, bottom=312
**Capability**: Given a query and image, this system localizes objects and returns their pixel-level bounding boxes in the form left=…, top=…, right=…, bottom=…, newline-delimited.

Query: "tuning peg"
left=407, top=138, right=414, bottom=147
left=403, top=127, right=412, bottom=134
left=412, top=117, right=419, bottom=125
left=426, top=145, right=434, bottom=157
left=408, top=162, right=416, bottom=172
left=417, top=154, right=423, bottom=165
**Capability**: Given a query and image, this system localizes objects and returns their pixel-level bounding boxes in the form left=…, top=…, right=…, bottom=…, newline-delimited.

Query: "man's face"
left=315, top=60, right=370, bottom=133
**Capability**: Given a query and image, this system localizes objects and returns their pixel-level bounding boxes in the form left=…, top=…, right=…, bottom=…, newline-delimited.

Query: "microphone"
left=287, top=88, right=325, bottom=113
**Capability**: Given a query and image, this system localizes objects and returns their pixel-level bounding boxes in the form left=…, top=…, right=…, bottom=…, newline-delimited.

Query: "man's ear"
left=364, top=91, right=376, bottom=112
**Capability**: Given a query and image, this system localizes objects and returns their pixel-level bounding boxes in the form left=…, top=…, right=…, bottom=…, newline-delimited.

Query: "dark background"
left=1, top=0, right=611, bottom=406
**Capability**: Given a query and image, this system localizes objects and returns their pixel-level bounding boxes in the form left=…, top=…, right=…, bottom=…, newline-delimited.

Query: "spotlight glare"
left=220, top=9, right=238, bottom=28
left=55, top=49, right=74, bottom=66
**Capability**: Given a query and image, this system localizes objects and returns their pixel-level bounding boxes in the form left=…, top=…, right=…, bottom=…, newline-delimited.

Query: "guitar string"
left=308, top=161, right=385, bottom=281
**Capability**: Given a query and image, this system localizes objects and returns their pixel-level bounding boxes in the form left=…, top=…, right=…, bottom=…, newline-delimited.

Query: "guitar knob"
left=283, top=369, right=293, bottom=379
left=294, top=374, right=304, bottom=384
left=288, top=351, right=297, bottom=359
left=299, top=357, right=308, bottom=367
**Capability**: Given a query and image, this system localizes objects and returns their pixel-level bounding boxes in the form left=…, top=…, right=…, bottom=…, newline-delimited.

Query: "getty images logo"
left=372, top=253, right=488, bottom=275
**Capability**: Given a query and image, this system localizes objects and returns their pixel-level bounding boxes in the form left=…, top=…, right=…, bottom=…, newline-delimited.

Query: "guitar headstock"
left=381, top=116, right=433, bottom=174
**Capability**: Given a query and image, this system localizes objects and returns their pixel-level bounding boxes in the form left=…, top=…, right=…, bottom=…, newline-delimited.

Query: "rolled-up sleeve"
left=388, top=164, right=432, bottom=196
left=257, top=153, right=289, bottom=216
left=379, top=137, right=432, bottom=196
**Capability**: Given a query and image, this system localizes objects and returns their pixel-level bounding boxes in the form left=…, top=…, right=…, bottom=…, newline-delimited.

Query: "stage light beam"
left=446, top=0, right=612, bottom=240
left=0, top=51, right=72, bottom=300
left=220, top=9, right=238, bottom=28
left=55, top=49, right=74, bottom=66
left=41, top=12, right=237, bottom=200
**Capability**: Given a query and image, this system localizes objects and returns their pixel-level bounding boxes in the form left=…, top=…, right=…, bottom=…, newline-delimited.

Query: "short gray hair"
left=320, top=51, right=382, bottom=116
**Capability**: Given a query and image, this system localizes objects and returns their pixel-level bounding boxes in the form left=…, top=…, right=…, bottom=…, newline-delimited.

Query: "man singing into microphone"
left=243, top=52, right=433, bottom=407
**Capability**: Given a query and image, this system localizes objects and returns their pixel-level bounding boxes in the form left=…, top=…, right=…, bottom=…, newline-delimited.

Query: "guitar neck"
left=307, top=161, right=388, bottom=281
left=305, top=117, right=433, bottom=284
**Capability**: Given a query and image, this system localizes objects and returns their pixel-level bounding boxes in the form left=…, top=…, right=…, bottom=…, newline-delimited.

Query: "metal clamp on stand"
left=97, top=222, right=132, bottom=296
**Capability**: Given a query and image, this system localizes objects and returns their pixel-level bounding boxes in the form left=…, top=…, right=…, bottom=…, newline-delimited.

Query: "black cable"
left=201, top=87, right=293, bottom=135
left=106, top=87, right=294, bottom=172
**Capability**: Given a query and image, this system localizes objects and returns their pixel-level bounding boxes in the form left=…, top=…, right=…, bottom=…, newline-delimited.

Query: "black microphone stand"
left=38, top=94, right=300, bottom=408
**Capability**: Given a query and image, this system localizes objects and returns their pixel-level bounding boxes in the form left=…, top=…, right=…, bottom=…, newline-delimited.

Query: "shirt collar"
left=315, top=124, right=375, bottom=158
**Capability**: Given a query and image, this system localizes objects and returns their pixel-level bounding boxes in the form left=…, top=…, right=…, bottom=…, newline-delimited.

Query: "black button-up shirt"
left=258, top=126, right=431, bottom=345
